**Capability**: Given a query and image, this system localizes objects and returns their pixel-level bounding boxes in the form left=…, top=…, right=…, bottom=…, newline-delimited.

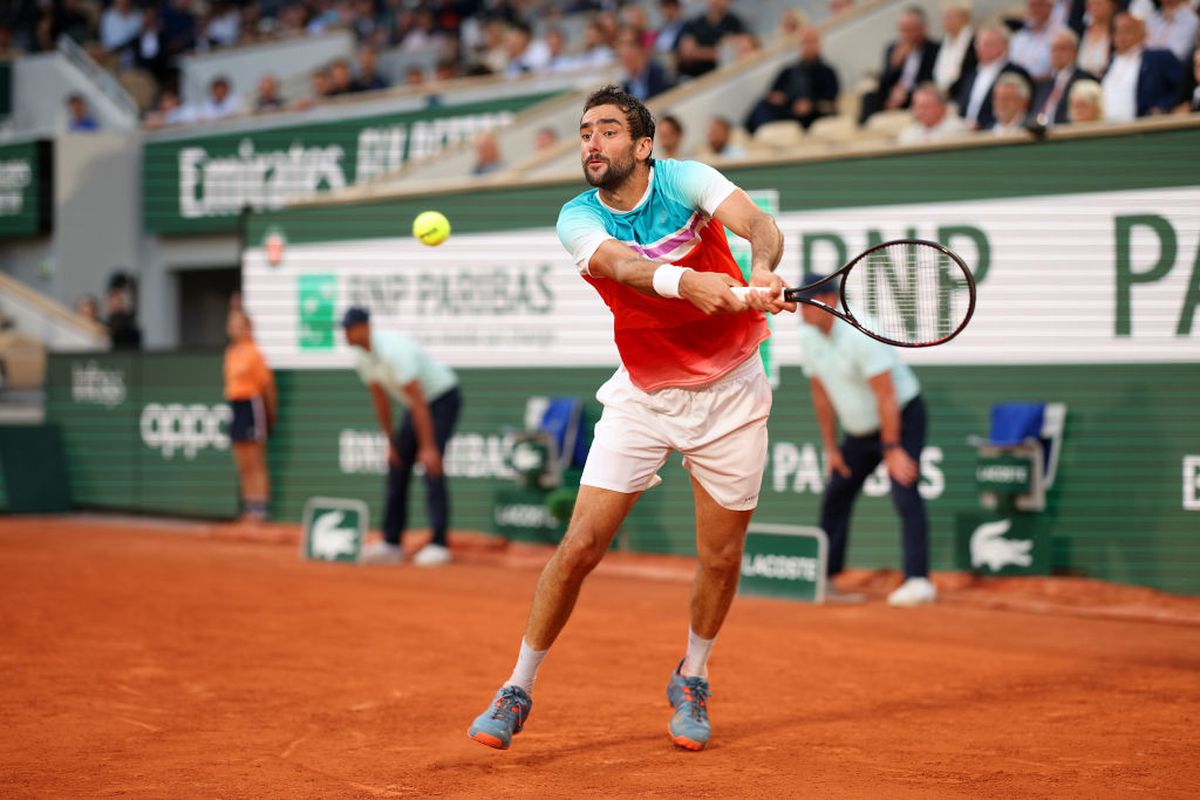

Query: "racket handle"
left=730, top=286, right=785, bottom=301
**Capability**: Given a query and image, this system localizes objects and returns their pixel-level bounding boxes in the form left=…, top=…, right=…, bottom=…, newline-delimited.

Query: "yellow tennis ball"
left=413, top=210, right=451, bottom=246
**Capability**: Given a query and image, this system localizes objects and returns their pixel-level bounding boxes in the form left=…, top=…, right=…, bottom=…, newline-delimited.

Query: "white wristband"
left=652, top=265, right=692, bottom=299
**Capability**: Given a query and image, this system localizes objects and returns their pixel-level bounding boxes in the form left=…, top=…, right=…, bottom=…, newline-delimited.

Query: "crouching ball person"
left=224, top=309, right=276, bottom=522
left=468, top=85, right=792, bottom=752
left=342, top=306, right=462, bottom=567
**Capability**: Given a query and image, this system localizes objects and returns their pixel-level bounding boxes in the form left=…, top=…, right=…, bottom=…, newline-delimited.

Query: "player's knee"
left=557, top=530, right=607, bottom=575
left=699, top=544, right=743, bottom=578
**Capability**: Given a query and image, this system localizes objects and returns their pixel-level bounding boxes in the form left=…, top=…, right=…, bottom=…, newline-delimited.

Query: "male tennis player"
left=468, top=85, right=792, bottom=752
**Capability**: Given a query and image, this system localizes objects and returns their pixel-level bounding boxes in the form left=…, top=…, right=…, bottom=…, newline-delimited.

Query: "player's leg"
left=468, top=486, right=638, bottom=749
left=666, top=359, right=770, bottom=750
left=413, top=388, right=461, bottom=566
left=469, top=387, right=667, bottom=749
left=886, top=397, right=935, bottom=606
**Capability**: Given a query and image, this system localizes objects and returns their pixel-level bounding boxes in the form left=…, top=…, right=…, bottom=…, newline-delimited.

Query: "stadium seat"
left=807, top=114, right=857, bottom=142
left=752, top=120, right=805, bottom=150
left=865, top=109, right=914, bottom=139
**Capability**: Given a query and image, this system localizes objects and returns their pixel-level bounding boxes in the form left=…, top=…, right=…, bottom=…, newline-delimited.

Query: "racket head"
left=836, top=239, right=976, bottom=348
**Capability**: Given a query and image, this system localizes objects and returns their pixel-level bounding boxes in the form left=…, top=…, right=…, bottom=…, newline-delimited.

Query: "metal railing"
left=55, top=34, right=139, bottom=122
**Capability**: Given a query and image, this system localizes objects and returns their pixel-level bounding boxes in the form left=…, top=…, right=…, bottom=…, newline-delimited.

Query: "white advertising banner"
left=243, top=186, right=1200, bottom=369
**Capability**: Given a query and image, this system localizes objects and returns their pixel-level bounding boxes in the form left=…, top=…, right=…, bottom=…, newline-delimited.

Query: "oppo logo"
left=140, top=403, right=231, bottom=459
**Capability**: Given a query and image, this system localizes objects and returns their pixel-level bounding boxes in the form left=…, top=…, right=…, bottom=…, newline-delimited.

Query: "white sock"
left=504, top=639, right=548, bottom=694
left=681, top=628, right=715, bottom=679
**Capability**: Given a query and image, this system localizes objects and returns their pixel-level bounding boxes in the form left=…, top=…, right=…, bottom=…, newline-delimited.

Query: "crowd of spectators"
left=4, top=0, right=1195, bottom=147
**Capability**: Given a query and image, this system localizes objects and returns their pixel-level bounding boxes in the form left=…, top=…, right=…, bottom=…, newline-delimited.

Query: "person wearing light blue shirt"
left=343, top=306, right=461, bottom=567
left=797, top=274, right=935, bottom=607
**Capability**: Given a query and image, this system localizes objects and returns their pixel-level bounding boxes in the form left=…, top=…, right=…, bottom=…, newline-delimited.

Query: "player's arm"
left=866, top=371, right=917, bottom=487
left=369, top=383, right=399, bottom=467
left=586, top=239, right=746, bottom=315
left=401, top=380, right=443, bottom=477
left=810, top=378, right=850, bottom=478
left=712, top=188, right=794, bottom=314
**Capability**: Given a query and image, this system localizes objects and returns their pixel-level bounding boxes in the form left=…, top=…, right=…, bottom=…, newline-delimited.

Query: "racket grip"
left=730, top=286, right=785, bottom=301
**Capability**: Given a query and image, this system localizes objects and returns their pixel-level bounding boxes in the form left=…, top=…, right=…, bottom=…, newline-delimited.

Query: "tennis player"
left=469, top=85, right=792, bottom=752
left=224, top=308, right=276, bottom=522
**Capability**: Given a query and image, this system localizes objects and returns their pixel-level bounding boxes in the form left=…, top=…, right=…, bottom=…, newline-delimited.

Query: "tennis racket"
left=732, top=238, right=976, bottom=348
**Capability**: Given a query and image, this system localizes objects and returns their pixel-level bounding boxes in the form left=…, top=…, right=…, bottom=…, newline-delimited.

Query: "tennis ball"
left=413, top=210, right=451, bottom=246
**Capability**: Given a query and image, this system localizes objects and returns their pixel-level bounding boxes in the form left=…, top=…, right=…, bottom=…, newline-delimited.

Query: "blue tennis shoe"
left=468, top=685, right=532, bottom=750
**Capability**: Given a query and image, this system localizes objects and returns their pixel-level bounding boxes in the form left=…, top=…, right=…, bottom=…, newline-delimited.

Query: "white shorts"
left=580, top=354, right=772, bottom=511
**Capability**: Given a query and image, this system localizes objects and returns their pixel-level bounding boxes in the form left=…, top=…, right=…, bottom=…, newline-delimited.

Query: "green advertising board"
left=44, top=352, right=238, bottom=518
left=0, top=140, right=52, bottom=237
left=302, top=497, right=368, bottom=563
left=142, top=91, right=561, bottom=234
left=955, top=512, right=1050, bottom=576
left=739, top=524, right=828, bottom=603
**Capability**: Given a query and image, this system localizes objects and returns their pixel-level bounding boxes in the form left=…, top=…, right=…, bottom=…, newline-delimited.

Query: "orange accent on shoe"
left=669, top=729, right=706, bottom=751
left=471, top=731, right=509, bottom=750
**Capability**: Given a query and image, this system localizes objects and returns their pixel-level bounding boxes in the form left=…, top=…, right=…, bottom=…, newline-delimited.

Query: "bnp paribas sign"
left=142, top=91, right=559, bottom=235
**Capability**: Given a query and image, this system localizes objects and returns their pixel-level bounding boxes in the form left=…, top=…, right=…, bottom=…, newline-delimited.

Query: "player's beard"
left=582, top=146, right=637, bottom=190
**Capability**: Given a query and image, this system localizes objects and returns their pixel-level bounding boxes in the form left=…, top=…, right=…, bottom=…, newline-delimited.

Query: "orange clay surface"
left=2, top=516, right=1199, bottom=799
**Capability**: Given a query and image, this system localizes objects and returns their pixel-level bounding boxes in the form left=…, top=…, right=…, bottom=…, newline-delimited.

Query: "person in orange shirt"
left=224, top=309, right=277, bottom=522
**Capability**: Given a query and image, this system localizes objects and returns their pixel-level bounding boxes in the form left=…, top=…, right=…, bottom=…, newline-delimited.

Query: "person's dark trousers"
left=383, top=387, right=462, bottom=547
left=819, top=395, right=929, bottom=578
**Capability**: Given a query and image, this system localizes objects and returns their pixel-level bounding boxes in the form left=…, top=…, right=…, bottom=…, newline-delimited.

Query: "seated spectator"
left=105, top=280, right=141, bottom=351
left=675, top=0, right=747, bottom=79
left=1067, top=78, right=1105, bottom=122
left=990, top=73, right=1032, bottom=134
left=294, top=66, right=333, bottom=111
left=859, top=6, right=940, bottom=124
left=75, top=295, right=101, bottom=325
left=774, top=8, right=806, bottom=46
left=618, top=27, right=675, bottom=101
left=745, top=26, right=839, bottom=133
left=533, top=126, right=559, bottom=152
left=1077, top=0, right=1117, bottom=77
left=1101, top=13, right=1183, bottom=121
left=471, top=131, right=506, bottom=176
left=1032, top=29, right=1094, bottom=126
left=704, top=116, right=747, bottom=160
left=1010, top=0, right=1064, bottom=83
left=542, top=26, right=578, bottom=72
left=1179, top=50, right=1200, bottom=113
left=655, top=0, right=687, bottom=58
left=932, top=2, right=976, bottom=95
left=352, top=46, right=391, bottom=93
left=955, top=24, right=1034, bottom=130
left=205, top=1, right=240, bottom=48
left=328, top=58, right=355, bottom=95
left=161, top=0, right=198, bottom=59
left=66, top=93, right=98, bottom=132
left=101, top=0, right=142, bottom=56
left=255, top=74, right=285, bottom=112
left=722, top=31, right=761, bottom=67
left=144, top=86, right=194, bottom=127
left=1146, top=0, right=1198, bottom=64
left=897, top=82, right=968, bottom=144
left=405, top=66, right=425, bottom=86
left=0, top=24, right=22, bottom=59
left=199, top=75, right=242, bottom=121
left=656, top=114, right=686, bottom=160
left=579, top=19, right=615, bottom=68
left=505, top=21, right=549, bottom=77
left=434, top=57, right=460, bottom=82
left=134, top=4, right=172, bottom=84
left=621, top=5, right=658, bottom=51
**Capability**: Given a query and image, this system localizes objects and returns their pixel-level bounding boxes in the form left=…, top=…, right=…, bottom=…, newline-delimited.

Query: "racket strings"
left=840, top=242, right=970, bottom=346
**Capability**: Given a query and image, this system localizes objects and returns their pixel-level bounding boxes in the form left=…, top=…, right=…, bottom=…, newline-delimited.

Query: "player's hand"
left=826, top=448, right=852, bottom=479
left=679, top=271, right=746, bottom=315
left=885, top=447, right=919, bottom=487
left=418, top=446, right=444, bottom=477
left=747, top=268, right=797, bottom=314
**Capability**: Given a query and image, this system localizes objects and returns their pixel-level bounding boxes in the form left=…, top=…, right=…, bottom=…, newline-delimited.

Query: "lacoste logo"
left=310, top=511, right=358, bottom=560
left=970, top=518, right=1033, bottom=571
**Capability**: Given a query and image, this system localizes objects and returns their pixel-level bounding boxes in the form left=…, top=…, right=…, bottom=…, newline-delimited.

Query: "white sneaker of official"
left=412, top=543, right=452, bottom=567
left=360, top=541, right=404, bottom=565
left=887, top=577, right=938, bottom=607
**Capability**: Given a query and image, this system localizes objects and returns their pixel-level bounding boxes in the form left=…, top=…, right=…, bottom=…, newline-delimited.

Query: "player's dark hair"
left=582, top=84, right=657, bottom=164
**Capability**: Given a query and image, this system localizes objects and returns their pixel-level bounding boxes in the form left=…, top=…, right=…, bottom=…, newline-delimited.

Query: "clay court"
left=2, top=517, right=1198, bottom=799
